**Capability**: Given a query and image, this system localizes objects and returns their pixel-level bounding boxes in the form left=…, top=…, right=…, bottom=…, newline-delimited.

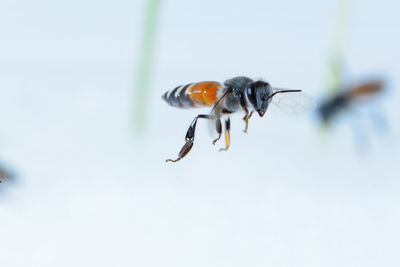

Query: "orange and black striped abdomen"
left=347, top=80, right=384, bottom=99
left=162, top=81, right=222, bottom=108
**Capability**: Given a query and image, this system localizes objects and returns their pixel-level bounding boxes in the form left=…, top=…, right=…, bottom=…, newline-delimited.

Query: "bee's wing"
left=269, top=88, right=316, bottom=116
left=207, top=114, right=221, bottom=139
left=207, top=88, right=230, bottom=138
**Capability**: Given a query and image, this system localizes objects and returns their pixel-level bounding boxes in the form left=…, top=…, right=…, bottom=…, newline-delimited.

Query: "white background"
left=0, top=0, right=399, bottom=266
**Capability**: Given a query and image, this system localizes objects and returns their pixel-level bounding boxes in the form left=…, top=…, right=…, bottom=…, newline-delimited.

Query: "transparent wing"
left=269, top=88, right=316, bottom=116
left=208, top=115, right=220, bottom=139
left=207, top=88, right=230, bottom=138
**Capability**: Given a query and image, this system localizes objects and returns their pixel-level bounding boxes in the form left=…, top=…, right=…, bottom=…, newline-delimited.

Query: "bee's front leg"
left=242, top=111, right=254, bottom=133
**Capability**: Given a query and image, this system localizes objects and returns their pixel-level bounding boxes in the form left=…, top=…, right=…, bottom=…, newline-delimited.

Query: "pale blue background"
left=0, top=0, right=399, bottom=266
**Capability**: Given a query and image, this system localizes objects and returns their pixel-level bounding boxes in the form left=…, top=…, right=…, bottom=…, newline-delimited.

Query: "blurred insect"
left=162, top=76, right=313, bottom=162
left=317, top=79, right=385, bottom=124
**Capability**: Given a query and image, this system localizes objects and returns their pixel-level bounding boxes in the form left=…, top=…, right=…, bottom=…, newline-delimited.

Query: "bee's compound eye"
left=247, top=84, right=258, bottom=108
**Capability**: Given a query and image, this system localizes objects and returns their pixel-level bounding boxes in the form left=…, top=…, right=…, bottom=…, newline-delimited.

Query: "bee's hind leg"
left=219, top=117, right=231, bottom=152
left=166, top=114, right=210, bottom=163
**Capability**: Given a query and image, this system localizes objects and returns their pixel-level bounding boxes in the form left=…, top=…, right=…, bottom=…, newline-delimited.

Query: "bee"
left=317, top=79, right=385, bottom=124
left=162, top=76, right=311, bottom=162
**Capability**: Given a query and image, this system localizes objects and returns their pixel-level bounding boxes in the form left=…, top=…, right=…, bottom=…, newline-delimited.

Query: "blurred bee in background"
left=162, top=76, right=313, bottom=162
left=317, top=79, right=385, bottom=124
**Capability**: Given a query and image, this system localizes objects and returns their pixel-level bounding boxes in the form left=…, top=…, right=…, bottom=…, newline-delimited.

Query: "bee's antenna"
left=269, top=89, right=302, bottom=99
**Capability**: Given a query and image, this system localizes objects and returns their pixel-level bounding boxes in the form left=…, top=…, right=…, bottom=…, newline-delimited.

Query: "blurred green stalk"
left=133, top=0, right=161, bottom=132
left=328, top=0, right=353, bottom=94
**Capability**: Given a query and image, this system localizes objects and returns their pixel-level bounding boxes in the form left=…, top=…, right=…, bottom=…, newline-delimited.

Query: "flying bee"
left=317, top=79, right=385, bottom=124
left=162, top=76, right=313, bottom=162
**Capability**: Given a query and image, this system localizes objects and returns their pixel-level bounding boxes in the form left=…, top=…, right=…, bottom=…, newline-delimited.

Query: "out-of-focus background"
left=0, top=0, right=399, bottom=266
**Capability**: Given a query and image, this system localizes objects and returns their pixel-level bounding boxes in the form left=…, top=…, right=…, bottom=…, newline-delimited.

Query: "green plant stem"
left=328, top=0, right=353, bottom=94
left=133, top=0, right=160, bottom=132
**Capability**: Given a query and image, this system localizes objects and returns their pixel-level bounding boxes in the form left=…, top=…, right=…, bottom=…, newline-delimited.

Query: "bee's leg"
left=219, top=117, right=231, bottom=152
left=241, top=104, right=253, bottom=133
left=242, top=106, right=249, bottom=124
left=212, top=119, right=222, bottom=145
left=166, top=114, right=210, bottom=163
left=243, top=111, right=254, bottom=133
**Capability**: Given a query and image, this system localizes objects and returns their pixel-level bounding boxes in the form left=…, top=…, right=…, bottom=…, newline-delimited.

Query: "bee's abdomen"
left=162, top=83, right=193, bottom=108
left=162, top=81, right=222, bottom=108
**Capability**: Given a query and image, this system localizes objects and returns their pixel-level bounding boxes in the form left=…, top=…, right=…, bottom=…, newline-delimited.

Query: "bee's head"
left=246, top=81, right=273, bottom=117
